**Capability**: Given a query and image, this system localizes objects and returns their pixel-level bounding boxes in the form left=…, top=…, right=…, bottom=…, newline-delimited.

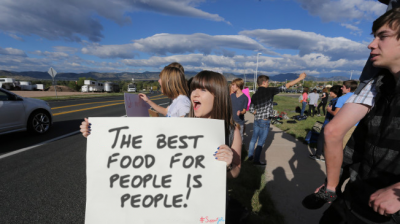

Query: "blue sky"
left=0, top=0, right=388, bottom=77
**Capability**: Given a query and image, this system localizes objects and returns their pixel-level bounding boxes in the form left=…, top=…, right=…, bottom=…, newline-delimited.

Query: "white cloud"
left=0, top=47, right=26, bottom=57
left=294, top=0, right=386, bottom=22
left=122, top=53, right=366, bottom=75
left=31, top=51, right=69, bottom=58
left=53, top=46, right=79, bottom=54
left=0, top=53, right=128, bottom=73
left=240, top=29, right=369, bottom=60
left=81, top=33, right=277, bottom=59
left=82, top=43, right=137, bottom=59
left=341, top=23, right=362, bottom=35
left=0, top=50, right=366, bottom=76
left=7, top=33, right=24, bottom=41
left=0, top=0, right=228, bottom=42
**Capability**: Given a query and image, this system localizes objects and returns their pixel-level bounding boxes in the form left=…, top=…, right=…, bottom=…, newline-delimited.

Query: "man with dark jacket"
left=318, top=8, right=400, bottom=223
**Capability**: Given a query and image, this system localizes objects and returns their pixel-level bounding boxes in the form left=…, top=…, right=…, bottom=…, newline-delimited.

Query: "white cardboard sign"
left=85, top=117, right=226, bottom=224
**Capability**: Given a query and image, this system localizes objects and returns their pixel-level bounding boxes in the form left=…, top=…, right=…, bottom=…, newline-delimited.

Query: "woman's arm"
left=228, top=126, right=242, bottom=178
left=215, top=126, right=242, bottom=178
left=139, top=93, right=168, bottom=116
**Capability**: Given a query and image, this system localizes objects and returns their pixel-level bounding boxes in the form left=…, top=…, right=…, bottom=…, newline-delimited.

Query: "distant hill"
left=0, top=70, right=357, bottom=82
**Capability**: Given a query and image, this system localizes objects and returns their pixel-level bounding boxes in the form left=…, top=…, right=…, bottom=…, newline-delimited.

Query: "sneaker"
left=248, top=156, right=253, bottom=161
left=308, top=154, right=317, bottom=160
left=316, top=157, right=325, bottom=162
left=302, top=185, right=337, bottom=210
left=317, top=114, right=321, bottom=117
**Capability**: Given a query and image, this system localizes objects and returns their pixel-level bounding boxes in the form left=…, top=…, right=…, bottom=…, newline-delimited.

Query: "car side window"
left=0, top=91, right=12, bottom=101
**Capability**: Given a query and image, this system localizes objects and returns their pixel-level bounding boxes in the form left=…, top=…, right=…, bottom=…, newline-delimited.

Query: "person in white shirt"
left=308, top=89, right=319, bottom=117
left=139, top=66, right=190, bottom=117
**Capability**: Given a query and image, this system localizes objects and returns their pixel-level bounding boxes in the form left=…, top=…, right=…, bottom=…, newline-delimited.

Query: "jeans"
left=308, top=104, right=316, bottom=117
left=248, top=119, right=271, bottom=158
left=317, top=101, right=327, bottom=115
left=315, top=128, right=325, bottom=157
left=301, top=102, right=307, bottom=116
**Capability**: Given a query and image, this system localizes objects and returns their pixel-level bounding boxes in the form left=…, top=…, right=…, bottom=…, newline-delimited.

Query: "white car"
left=0, top=88, right=53, bottom=135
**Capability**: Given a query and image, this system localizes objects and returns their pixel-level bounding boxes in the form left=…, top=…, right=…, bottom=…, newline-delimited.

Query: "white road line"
left=0, top=130, right=81, bottom=160
left=0, top=101, right=171, bottom=160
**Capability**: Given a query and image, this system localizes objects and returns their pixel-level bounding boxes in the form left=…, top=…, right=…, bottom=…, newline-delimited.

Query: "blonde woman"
left=138, top=66, right=190, bottom=117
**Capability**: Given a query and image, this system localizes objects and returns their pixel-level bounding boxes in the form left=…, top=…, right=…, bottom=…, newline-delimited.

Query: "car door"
left=0, top=90, right=25, bottom=133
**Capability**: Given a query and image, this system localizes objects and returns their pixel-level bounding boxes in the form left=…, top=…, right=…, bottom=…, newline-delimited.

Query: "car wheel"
left=28, top=110, right=51, bottom=134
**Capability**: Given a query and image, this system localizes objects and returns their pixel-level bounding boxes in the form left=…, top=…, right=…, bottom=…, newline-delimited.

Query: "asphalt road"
left=0, top=93, right=169, bottom=224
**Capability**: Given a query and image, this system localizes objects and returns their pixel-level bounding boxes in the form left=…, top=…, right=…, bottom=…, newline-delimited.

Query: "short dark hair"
left=343, top=80, right=358, bottom=92
left=372, top=8, right=400, bottom=40
left=330, top=85, right=343, bottom=97
left=257, top=75, right=269, bottom=86
left=313, top=89, right=317, bottom=92
left=303, top=87, right=309, bottom=94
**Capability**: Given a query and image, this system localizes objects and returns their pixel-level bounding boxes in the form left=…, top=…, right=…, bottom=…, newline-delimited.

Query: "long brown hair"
left=159, top=67, right=188, bottom=99
left=189, top=71, right=234, bottom=134
left=167, top=62, right=184, bottom=74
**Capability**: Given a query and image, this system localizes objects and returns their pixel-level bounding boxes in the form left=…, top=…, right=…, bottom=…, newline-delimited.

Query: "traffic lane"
left=0, top=103, right=126, bottom=155
left=0, top=134, right=86, bottom=223
left=48, top=95, right=124, bottom=108
left=0, top=96, right=170, bottom=155
left=46, top=92, right=163, bottom=108
left=49, top=94, right=166, bottom=115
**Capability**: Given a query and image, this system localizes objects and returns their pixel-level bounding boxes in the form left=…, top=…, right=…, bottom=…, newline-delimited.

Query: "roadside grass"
left=227, top=148, right=285, bottom=224
left=272, top=95, right=325, bottom=144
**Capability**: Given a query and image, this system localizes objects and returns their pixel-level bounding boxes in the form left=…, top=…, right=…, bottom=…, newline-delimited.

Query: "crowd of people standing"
left=79, top=2, right=400, bottom=223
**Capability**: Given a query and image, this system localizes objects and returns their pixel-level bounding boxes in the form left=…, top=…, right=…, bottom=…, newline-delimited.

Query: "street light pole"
left=350, top=70, right=353, bottom=80
left=254, top=52, right=262, bottom=91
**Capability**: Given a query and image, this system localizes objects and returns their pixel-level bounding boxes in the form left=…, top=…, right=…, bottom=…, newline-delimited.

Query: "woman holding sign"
left=80, top=69, right=241, bottom=178
left=139, top=66, right=190, bottom=117
left=190, top=71, right=242, bottom=178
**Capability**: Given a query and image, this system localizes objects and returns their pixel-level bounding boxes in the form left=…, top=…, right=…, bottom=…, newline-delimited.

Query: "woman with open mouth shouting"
left=189, top=70, right=242, bottom=179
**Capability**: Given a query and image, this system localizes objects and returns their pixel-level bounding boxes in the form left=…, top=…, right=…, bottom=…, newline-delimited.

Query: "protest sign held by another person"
left=85, top=117, right=227, bottom=224
left=124, top=93, right=150, bottom=117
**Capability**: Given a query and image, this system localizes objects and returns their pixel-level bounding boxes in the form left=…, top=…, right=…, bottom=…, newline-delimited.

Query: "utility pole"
left=254, top=53, right=262, bottom=91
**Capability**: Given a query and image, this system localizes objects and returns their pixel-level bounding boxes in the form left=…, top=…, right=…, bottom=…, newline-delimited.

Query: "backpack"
left=312, top=121, right=324, bottom=133
left=305, top=131, right=319, bottom=144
